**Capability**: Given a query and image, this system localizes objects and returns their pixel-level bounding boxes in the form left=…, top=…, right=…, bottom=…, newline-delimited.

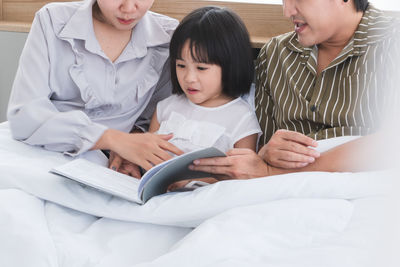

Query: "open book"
left=50, top=147, right=225, bottom=204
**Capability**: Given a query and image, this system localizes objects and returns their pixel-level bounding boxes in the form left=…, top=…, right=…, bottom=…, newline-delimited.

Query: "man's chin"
left=297, top=36, right=316, bottom=48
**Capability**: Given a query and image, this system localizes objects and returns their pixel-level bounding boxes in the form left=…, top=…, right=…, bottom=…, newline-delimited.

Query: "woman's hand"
left=93, top=129, right=184, bottom=171
left=258, top=130, right=320, bottom=169
left=189, top=148, right=276, bottom=180
left=109, top=151, right=142, bottom=178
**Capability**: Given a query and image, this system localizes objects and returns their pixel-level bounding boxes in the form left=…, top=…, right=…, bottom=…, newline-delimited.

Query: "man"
left=190, top=0, right=399, bottom=179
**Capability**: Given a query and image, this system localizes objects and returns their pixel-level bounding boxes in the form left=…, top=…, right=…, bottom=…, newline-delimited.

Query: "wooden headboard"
left=0, top=0, right=293, bottom=48
left=151, top=0, right=292, bottom=48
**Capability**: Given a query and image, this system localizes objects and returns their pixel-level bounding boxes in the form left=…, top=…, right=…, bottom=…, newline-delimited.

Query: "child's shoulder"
left=158, top=94, right=187, bottom=107
left=225, top=97, right=255, bottom=113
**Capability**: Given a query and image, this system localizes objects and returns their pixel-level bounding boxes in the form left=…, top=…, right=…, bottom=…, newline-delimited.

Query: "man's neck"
left=317, top=10, right=363, bottom=75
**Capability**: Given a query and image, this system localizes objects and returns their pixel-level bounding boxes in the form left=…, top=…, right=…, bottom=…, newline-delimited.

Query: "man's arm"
left=255, top=43, right=319, bottom=169
left=269, top=133, right=389, bottom=175
left=190, top=133, right=392, bottom=179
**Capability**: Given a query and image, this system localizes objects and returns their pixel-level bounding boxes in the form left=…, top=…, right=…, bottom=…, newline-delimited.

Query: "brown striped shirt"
left=255, top=5, right=400, bottom=146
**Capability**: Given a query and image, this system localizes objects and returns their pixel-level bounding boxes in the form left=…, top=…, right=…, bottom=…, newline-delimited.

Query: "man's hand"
left=258, top=130, right=320, bottom=169
left=109, top=151, right=141, bottom=178
left=189, top=148, right=275, bottom=180
left=93, top=129, right=184, bottom=171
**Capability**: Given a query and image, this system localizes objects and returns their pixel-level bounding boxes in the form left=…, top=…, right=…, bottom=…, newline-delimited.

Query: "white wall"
left=0, top=31, right=27, bottom=122
left=369, top=0, right=400, bottom=11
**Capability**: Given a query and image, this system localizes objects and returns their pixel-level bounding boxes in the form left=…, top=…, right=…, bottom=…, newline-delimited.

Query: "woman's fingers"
left=109, top=152, right=122, bottom=171
left=158, top=133, right=173, bottom=141
left=147, top=153, right=166, bottom=168
left=109, top=132, right=185, bottom=170
left=119, top=162, right=142, bottom=178
left=140, top=160, right=154, bottom=172
left=158, top=138, right=184, bottom=156
left=152, top=145, right=174, bottom=161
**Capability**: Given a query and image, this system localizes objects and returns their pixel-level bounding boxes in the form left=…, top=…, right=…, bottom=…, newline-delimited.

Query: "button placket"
left=106, top=64, right=117, bottom=91
left=309, top=72, right=326, bottom=117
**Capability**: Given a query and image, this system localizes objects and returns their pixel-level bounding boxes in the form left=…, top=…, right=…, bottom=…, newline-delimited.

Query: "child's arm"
left=234, top=134, right=258, bottom=151
left=148, top=110, right=161, bottom=133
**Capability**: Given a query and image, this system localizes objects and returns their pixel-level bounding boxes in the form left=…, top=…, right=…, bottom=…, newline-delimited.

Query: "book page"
left=51, top=159, right=141, bottom=203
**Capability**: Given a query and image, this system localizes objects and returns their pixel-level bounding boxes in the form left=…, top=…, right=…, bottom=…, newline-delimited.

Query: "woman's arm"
left=8, top=9, right=183, bottom=169
left=92, top=129, right=183, bottom=171
left=7, top=10, right=107, bottom=156
left=189, top=132, right=393, bottom=179
left=270, top=133, right=388, bottom=174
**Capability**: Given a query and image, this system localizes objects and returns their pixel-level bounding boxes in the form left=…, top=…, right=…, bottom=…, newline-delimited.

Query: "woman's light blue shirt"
left=7, top=0, right=178, bottom=156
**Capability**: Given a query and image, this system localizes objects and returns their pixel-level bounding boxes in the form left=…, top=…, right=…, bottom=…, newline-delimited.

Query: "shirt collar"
left=55, top=0, right=173, bottom=59
left=123, top=11, right=173, bottom=60
left=57, top=0, right=95, bottom=41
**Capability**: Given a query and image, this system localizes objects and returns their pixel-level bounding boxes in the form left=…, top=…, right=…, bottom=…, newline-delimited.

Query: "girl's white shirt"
left=156, top=94, right=262, bottom=153
left=7, top=0, right=178, bottom=156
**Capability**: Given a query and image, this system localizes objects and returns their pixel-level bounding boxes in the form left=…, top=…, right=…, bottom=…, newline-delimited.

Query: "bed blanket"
left=0, top=122, right=398, bottom=267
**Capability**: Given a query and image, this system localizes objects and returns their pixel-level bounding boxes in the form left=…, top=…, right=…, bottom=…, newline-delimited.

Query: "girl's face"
left=176, top=41, right=230, bottom=107
left=96, top=0, right=154, bottom=31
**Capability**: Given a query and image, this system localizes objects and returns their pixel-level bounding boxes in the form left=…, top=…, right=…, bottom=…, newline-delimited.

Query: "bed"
left=0, top=121, right=399, bottom=267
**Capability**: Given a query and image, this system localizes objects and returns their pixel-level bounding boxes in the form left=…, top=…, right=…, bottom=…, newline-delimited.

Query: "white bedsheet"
left=0, top=122, right=399, bottom=267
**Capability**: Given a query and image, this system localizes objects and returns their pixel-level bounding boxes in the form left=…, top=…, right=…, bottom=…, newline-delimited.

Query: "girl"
left=150, top=6, right=261, bottom=152
left=149, top=7, right=261, bottom=188
left=7, top=0, right=183, bottom=175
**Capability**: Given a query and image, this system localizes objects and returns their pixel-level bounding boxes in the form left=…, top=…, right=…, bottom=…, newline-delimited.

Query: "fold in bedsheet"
left=0, top=121, right=399, bottom=267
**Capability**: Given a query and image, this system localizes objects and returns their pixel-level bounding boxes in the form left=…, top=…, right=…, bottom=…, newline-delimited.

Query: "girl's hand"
left=109, top=151, right=142, bottom=178
left=94, top=129, right=184, bottom=171
left=189, top=148, right=276, bottom=180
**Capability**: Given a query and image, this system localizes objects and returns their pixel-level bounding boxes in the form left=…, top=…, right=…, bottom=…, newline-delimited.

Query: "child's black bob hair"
left=169, top=6, right=254, bottom=98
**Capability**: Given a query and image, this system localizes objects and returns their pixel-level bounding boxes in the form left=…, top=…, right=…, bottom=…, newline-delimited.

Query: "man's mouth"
left=294, top=22, right=307, bottom=33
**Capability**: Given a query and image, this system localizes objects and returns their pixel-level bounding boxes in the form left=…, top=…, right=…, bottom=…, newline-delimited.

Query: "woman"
left=7, top=0, right=183, bottom=175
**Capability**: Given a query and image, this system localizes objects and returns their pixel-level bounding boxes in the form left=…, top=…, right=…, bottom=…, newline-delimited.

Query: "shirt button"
left=310, top=105, right=317, bottom=112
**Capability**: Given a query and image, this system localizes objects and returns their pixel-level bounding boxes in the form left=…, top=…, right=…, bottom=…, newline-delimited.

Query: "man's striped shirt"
left=255, top=5, right=399, bottom=146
